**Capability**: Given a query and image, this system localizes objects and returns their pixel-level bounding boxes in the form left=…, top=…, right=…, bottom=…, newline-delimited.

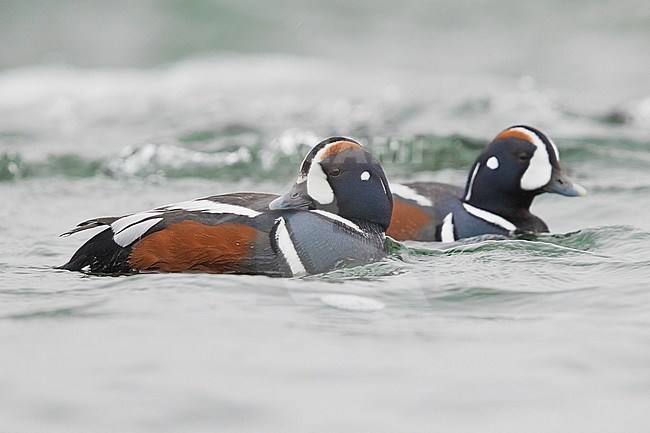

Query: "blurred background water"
left=1, top=1, right=650, bottom=432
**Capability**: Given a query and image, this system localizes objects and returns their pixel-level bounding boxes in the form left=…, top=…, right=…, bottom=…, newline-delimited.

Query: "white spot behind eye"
left=486, top=156, right=499, bottom=170
left=360, top=171, right=370, bottom=181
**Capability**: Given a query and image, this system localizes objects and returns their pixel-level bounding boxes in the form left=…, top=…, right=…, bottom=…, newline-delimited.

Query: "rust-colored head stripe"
left=320, top=140, right=362, bottom=161
left=494, top=128, right=533, bottom=143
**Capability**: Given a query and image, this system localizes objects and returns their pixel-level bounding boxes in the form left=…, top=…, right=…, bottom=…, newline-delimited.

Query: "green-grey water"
left=1, top=1, right=650, bottom=432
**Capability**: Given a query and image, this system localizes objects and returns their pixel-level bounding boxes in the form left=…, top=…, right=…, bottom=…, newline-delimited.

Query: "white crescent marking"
left=512, top=127, right=553, bottom=191
left=307, top=161, right=334, bottom=205
left=440, top=212, right=455, bottom=242
left=275, top=217, right=307, bottom=277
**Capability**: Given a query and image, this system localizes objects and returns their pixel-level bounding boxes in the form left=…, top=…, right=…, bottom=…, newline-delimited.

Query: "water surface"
left=1, top=2, right=650, bottom=431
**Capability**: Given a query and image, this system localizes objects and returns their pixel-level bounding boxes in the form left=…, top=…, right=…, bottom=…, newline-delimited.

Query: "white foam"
left=320, top=294, right=385, bottom=312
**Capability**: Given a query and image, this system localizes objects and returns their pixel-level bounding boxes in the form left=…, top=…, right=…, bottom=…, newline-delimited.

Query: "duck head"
left=269, top=137, right=393, bottom=231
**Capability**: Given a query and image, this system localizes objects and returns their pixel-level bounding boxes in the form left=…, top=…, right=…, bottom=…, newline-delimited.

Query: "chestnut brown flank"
left=494, top=129, right=532, bottom=142
left=386, top=199, right=433, bottom=241
left=129, top=221, right=257, bottom=273
left=320, top=141, right=361, bottom=160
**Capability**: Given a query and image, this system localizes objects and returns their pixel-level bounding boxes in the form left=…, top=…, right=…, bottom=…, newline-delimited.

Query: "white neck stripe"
left=309, top=209, right=364, bottom=234
left=462, top=203, right=516, bottom=232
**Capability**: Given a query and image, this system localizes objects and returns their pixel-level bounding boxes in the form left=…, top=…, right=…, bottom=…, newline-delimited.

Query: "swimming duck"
left=61, top=137, right=393, bottom=276
left=387, top=125, right=586, bottom=241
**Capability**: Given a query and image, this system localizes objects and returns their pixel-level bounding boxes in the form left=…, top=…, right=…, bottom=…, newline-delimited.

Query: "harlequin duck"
left=387, top=125, right=586, bottom=241
left=61, top=137, right=393, bottom=276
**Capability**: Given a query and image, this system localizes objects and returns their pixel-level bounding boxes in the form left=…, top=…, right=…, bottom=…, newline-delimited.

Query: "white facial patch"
left=390, top=183, right=433, bottom=206
left=440, top=212, right=455, bottom=242
left=464, top=163, right=481, bottom=201
left=306, top=144, right=338, bottom=205
left=274, top=217, right=307, bottom=277
left=486, top=156, right=499, bottom=170
left=307, top=162, right=334, bottom=204
left=512, top=127, right=553, bottom=191
left=162, top=200, right=261, bottom=218
left=360, top=171, right=370, bottom=181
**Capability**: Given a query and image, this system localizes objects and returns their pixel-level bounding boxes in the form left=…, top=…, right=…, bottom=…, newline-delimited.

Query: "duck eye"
left=518, top=153, right=531, bottom=162
left=328, top=168, right=341, bottom=177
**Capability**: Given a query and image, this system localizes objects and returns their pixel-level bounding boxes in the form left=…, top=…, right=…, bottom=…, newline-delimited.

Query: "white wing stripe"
left=113, top=218, right=164, bottom=247
left=111, top=212, right=163, bottom=234
left=390, top=183, right=433, bottom=207
left=163, top=200, right=261, bottom=217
